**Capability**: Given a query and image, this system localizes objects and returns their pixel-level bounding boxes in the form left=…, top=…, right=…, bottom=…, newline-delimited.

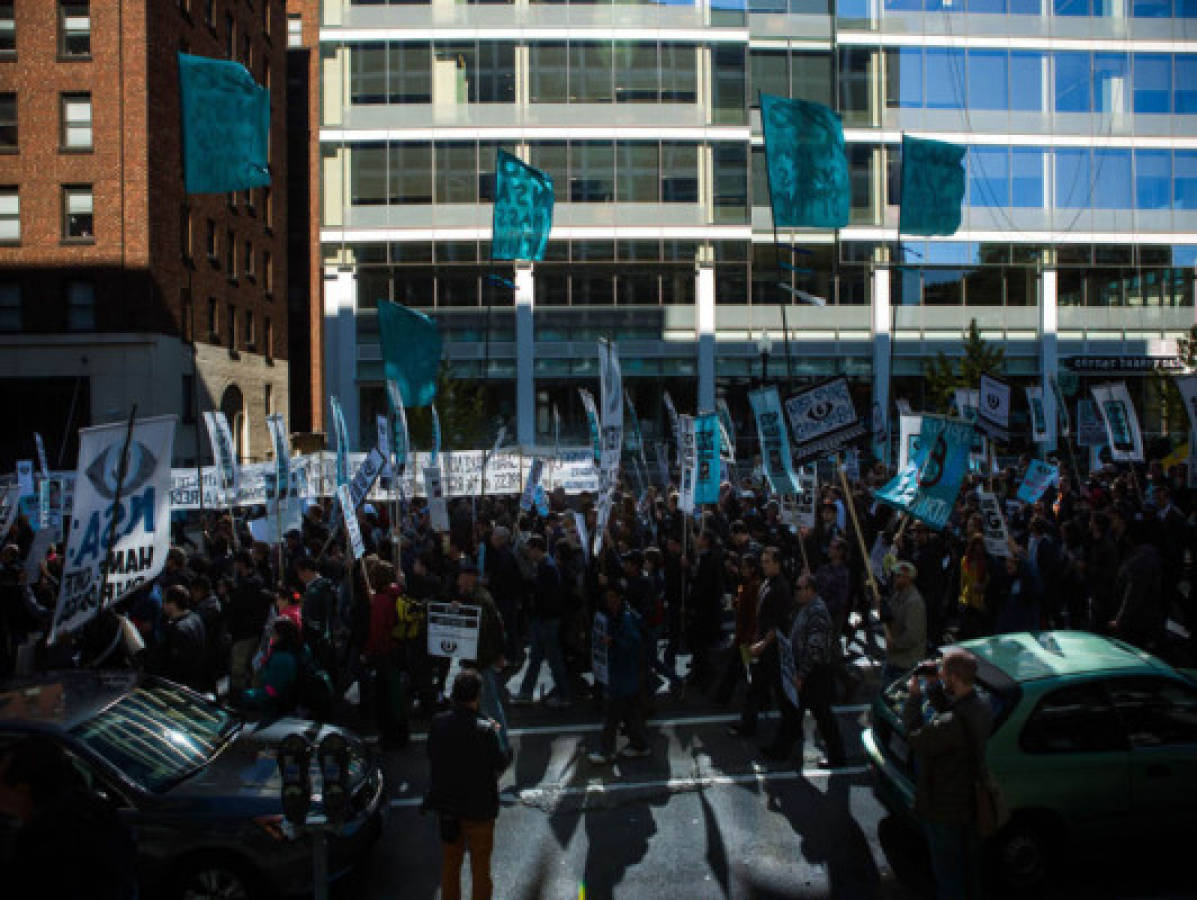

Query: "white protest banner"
left=597, top=339, right=623, bottom=491
left=977, top=373, right=1011, bottom=442
left=1091, top=382, right=1143, bottom=462
left=51, top=414, right=176, bottom=640
left=33, top=433, right=49, bottom=477
left=784, top=377, right=867, bottom=464
left=1025, top=386, right=1051, bottom=444
left=202, top=411, right=239, bottom=503
left=573, top=510, right=590, bottom=563
left=977, top=491, right=1012, bottom=558
left=677, top=415, right=697, bottom=513
left=427, top=601, right=480, bottom=659
left=16, top=460, right=34, bottom=498
left=337, top=484, right=366, bottom=559
left=594, top=489, right=614, bottom=557
left=898, top=414, right=923, bottom=472
left=424, top=465, right=449, bottom=531
left=520, top=457, right=544, bottom=512
left=777, top=632, right=799, bottom=708
left=592, top=612, right=609, bottom=685
left=348, top=447, right=387, bottom=511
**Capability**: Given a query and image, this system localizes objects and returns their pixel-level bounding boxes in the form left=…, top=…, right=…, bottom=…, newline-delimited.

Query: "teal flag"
left=330, top=395, right=350, bottom=489
left=377, top=301, right=442, bottom=408
left=178, top=52, right=271, bottom=195
left=1017, top=459, right=1059, bottom=504
left=693, top=413, right=721, bottom=506
left=899, top=136, right=966, bottom=237
left=749, top=387, right=800, bottom=496
left=876, top=416, right=972, bottom=530
left=385, top=378, right=410, bottom=474
left=492, top=149, right=554, bottom=261
left=430, top=404, right=441, bottom=466
left=760, top=94, right=850, bottom=229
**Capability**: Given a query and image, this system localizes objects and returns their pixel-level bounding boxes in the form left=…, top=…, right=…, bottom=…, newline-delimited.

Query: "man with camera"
left=882, top=560, right=926, bottom=687
left=903, top=648, right=992, bottom=900
left=425, top=669, right=511, bottom=900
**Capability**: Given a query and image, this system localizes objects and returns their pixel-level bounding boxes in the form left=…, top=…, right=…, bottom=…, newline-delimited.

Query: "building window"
left=0, top=3, right=15, bottom=58
left=66, top=280, right=95, bottom=330
left=205, top=218, right=216, bottom=257
left=263, top=250, right=272, bottom=293
left=245, top=309, right=255, bottom=349
left=227, top=304, right=236, bottom=349
left=0, top=282, right=19, bottom=331
left=264, top=316, right=272, bottom=361
left=60, top=92, right=92, bottom=150
left=0, top=93, right=15, bottom=151
left=62, top=185, right=93, bottom=240
left=59, top=2, right=91, bottom=59
left=244, top=240, right=254, bottom=278
left=226, top=229, right=235, bottom=276
left=207, top=296, right=218, bottom=339
left=287, top=14, right=302, bottom=47
left=264, top=383, right=272, bottom=417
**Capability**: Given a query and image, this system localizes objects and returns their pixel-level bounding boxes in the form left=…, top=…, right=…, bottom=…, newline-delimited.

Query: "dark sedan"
left=0, top=670, right=386, bottom=899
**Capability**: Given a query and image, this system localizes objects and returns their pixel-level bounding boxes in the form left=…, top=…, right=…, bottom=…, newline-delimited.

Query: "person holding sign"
left=455, top=564, right=510, bottom=755
left=587, top=585, right=652, bottom=765
left=511, top=535, right=573, bottom=708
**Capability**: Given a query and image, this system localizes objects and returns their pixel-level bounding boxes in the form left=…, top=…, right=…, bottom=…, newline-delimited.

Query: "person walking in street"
left=425, top=669, right=511, bottom=900
left=882, top=561, right=926, bottom=687
left=902, top=648, right=993, bottom=900
left=763, top=574, right=846, bottom=768
left=511, top=535, right=573, bottom=708
left=456, top=563, right=510, bottom=754
left=730, top=546, right=792, bottom=740
left=146, top=585, right=208, bottom=692
left=588, top=585, right=652, bottom=764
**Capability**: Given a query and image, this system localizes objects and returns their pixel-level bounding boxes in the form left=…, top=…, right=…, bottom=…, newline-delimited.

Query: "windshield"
left=70, top=682, right=240, bottom=793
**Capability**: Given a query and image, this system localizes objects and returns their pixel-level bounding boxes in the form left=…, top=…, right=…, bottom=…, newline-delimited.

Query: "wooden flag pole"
left=837, top=454, right=881, bottom=611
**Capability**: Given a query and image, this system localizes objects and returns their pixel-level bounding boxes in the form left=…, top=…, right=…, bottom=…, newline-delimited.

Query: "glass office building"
left=317, top=0, right=1197, bottom=453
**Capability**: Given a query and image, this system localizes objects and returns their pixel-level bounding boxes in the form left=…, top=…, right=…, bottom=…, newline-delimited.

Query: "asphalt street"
left=330, top=651, right=1197, bottom=900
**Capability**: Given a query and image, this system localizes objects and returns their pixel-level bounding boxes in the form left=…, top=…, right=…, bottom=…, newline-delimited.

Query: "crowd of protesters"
left=0, top=448, right=1194, bottom=767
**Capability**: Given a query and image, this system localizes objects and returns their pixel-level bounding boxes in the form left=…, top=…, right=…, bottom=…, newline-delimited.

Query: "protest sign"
left=1017, top=460, right=1059, bottom=504
left=16, top=460, right=34, bottom=498
left=520, top=457, right=545, bottom=512
left=424, top=465, right=449, bottom=532
left=877, top=416, right=972, bottom=530
left=977, top=491, right=1012, bottom=558
left=426, top=601, right=481, bottom=659
left=1091, top=382, right=1143, bottom=462
left=750, top=386, right=800, bottom=496
left=337, top=484, right=366, bottom=559
left=977, top=374, right=1011, bottom=442
left=694, top=413, right=721, bottom=506
left=348, top=447, right=387, bottom=511
left=784, top=377, right=866, bottom=464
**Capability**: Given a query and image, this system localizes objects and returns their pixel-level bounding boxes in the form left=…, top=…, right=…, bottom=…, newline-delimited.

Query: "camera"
left=915, top=660, right=939, bottom=678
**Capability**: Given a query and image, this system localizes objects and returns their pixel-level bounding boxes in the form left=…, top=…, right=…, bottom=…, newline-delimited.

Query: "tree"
left=922, top=318, right=1006, bottom=412
left=405, top=363, right=491, bottom=450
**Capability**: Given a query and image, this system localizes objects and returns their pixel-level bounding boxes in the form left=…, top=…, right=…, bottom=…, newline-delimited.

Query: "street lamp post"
left=757, top=331, right=773, bottom=386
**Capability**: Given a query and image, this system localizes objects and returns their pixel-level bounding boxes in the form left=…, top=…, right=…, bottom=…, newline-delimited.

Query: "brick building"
left=0, top=0, right=289, bottom=469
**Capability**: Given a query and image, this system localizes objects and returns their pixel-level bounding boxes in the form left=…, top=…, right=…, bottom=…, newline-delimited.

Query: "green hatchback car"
left=862, top=631, right=1197, bottom=890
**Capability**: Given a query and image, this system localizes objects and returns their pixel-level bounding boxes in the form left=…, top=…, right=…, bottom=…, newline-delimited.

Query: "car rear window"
left=70, top=682, right=239, bottom=793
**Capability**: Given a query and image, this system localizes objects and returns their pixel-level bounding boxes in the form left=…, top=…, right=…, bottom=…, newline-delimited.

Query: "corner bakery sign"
left=1064, top=356, right=1182, bottom=374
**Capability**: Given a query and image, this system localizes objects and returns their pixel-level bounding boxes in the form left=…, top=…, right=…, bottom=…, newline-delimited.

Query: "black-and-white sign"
left=427, top=601, right=481, bottom=659
left=348, top=447, right=387, bottom=511
left=977, top=491, right=1011, bottom=558
left=424, top=465, right=449, bottom=531
left=337, top=485, right=366, bottom=559
left=977, top=373, right=1011, bottom=442
left=784, top=377, right=866, bottom=464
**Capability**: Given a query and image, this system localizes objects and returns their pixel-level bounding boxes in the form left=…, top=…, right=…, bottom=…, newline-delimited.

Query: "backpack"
left=297, top=650, right=335, bottom=719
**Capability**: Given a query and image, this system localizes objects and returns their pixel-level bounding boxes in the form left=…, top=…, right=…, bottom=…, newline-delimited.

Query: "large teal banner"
left=377, top=301, right=442, bottom=408
left=492, top=150, right=554, bottom=261
left=876, top=415, right=972, bottom=530
left=899, top=135, right=966, bottom=237
left=760, top=94, right=850, bottom=229
left=178, top=53, right=271, bottom=195
left=693, top=413, right=721, bottom=506
left=749, top=386, right=801, bottom=496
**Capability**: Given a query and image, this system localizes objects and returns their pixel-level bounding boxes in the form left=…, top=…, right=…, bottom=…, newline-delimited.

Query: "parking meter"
left=317, top=732, right=351, bottom=826
left=277, top=733, right=313, bottom=827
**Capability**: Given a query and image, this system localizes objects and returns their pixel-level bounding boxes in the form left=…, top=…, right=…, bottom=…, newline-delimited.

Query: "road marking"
left=386, top=765, right=871, bottom=809
left=406, top=705, right=870, bottom=743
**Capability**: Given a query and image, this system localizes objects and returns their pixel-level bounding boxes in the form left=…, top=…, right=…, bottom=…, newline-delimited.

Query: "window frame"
left=65, top=279, right=95, bottom=331
left=60, top=91, right=93, bottom=152
left=1018, top=679, right=1130, bottom=755
left=0, top=2, right=15, bottom=59
left=0, top=91, right=16, bottom=152
left=58, top=1, right=92, bottom=60
left=61, top=184, right=94, bottom=243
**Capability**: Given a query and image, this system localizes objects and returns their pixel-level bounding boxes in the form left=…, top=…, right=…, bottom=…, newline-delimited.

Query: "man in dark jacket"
left=1108, top=523, right=1166, bottom=652
left=296, top=555, right=338, bottom=674
left=588, top=586, right=651, bottom=765
left=457, top=564, right=509, bottom=754
left=425, top=669, right=510, bottom=900
left=147, top=585, right=207, bottom=692
left=731, top=546, right=792, bottom=739
left=227, top=550, right=269, bottom=693
left=484, top=525, right=524, bottom=668
left=512, top=535, right=572, bottom=707
left=687, top=530, right=724, bottom=689
left=902, top=648, right=993, bottom=900
left=188, top=574, right=226, bottom=693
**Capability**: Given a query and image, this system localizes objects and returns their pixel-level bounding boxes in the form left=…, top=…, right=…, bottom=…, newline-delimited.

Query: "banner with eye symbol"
left=783, top=377, right=867, bottom=465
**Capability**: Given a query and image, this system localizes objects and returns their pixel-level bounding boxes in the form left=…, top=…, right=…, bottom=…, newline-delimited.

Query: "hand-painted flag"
left=378, top=301, right=442, bottom=408
left=760, top=94, right=850, bottom=229
left=178, top=53, right=271, bottom=195
left=875, top=416, right=972, bottom=530
left=899, top=135, right=966, bottom=237
left=492, top=149, right=554, bottom=261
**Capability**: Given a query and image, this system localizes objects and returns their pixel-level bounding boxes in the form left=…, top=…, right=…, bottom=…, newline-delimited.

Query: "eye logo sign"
left=807, top=400, right=833, bottom=421
left=918, top=433, right=948, bottom=489
left=84, top=441, right=158, bottom=500
left=986, top=393, right=1000, bottom=411
left=439, top=639, right=458, bottom=654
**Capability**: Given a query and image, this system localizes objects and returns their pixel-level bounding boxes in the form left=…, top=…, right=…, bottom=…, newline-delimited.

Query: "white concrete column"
left=696, top=260, right=716, bottom=413
left=323, top=266, right=360, bottom=447
left=516, top=262, right=536, bottom=446
left=871, top=266, right=892, bottom=464
left=1040, top=268, right=1059, bottom=455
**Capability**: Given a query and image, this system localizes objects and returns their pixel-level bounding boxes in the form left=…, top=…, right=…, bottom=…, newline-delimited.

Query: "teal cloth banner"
left=430, top=404, right=441, bottom=466
left=899, top=135, right=966, bottom=237
left=749, top=387, right=800, bottom=496
left=492, top=149, right=554, bottom=261
left=377, top=301, right=442, bottom=408
left=178, top=52, right=271, bottom=195
left=1017, top=459, right=1059, bottom=504
left=717, top=399, right=736, bottom=461
left=760, top=94, right=850, bottom=229
left=385, top=378, right=410, bottom=475
left=876, top=416, right=972, bottom=530
left=694, top=413, right=722, bottom=506
left=329, top=396, right=350, bottom=489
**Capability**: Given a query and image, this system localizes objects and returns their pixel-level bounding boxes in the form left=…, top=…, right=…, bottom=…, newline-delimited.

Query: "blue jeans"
left=924, top=820, right=983, bottom=900
left=517, top=617, right=571, bottom=702
left=479, top=666, right=509, bottom=754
